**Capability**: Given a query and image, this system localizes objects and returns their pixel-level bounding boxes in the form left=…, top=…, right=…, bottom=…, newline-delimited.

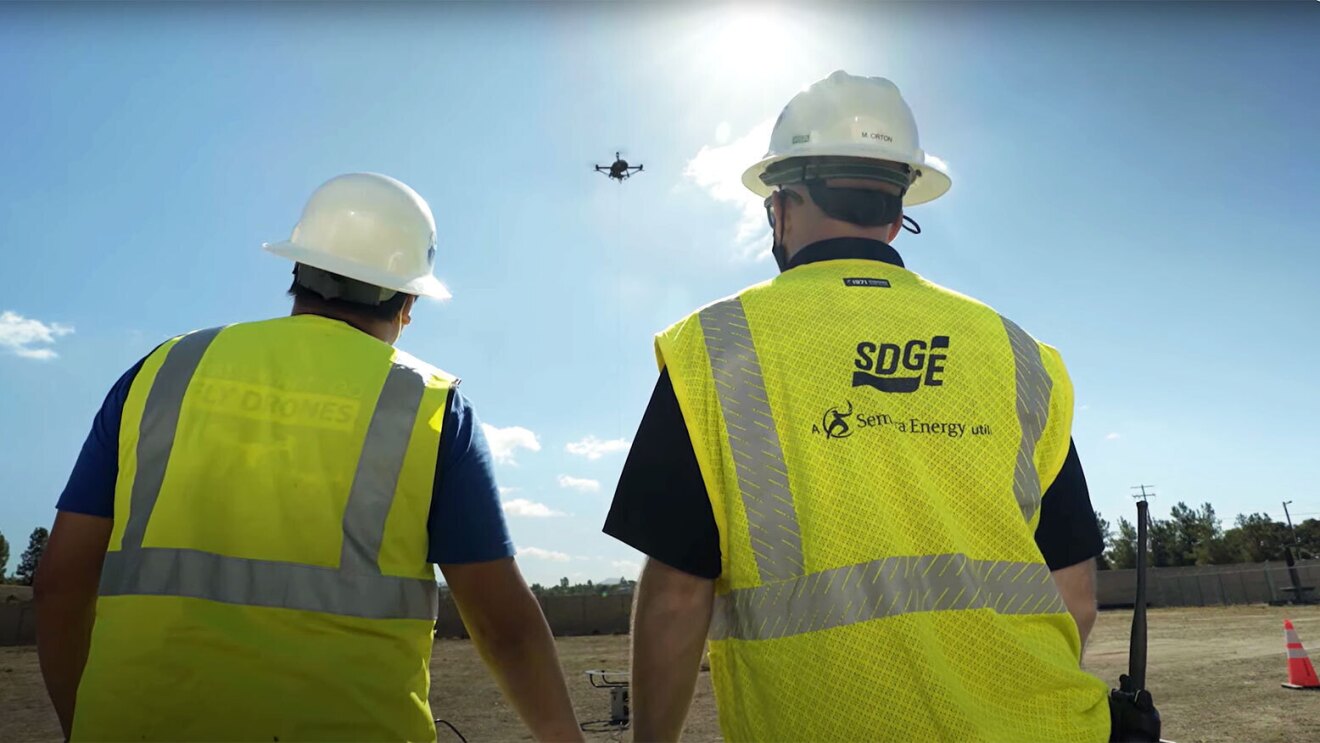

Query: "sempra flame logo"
left=823, top=400, right=854, bottom=439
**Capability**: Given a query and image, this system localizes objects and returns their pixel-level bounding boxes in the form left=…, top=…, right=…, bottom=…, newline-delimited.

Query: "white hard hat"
left=742, top=71, right=951, bottom=206
left=264, top=172, right=451, bottom=300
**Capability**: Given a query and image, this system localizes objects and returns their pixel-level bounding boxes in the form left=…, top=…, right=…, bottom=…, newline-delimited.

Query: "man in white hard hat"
left=604, top=71, right=1118, bottom=740
left=35, top=173, right=583, bottom=742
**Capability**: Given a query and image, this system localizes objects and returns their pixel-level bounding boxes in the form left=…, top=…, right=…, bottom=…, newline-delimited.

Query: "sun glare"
left=698, top=6, right=797, bottom=83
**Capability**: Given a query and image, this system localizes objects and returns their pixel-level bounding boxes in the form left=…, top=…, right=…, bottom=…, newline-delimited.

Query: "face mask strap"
left=765, top=190, right=806, bottom=272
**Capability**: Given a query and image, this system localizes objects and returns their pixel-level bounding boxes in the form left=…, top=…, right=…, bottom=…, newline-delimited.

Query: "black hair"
left=287, top=271, right=412, bottom=322
left=804, top=180, right=903, bottom=227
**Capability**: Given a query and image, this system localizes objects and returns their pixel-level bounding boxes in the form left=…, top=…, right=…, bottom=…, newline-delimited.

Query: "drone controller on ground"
left=581, top=670, right=630, bottom=732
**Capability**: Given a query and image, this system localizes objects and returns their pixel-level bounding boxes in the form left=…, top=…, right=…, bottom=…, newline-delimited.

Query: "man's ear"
left=774, top=191, right=794, bottom=241
left=886, top=211, right=904, bottom=243
left=401, top=295, right=416, bottom=326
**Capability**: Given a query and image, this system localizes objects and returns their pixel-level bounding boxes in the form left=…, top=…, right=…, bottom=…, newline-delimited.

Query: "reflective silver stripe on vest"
left=699, top=298, right=804, bottom=583
left=1001, top=318, right=1053, bottom=524
left=120, top=327, right=224, bottom=550
left=709, top=553, right=1066, bottom=642
left=340, top=366, right=426, bottom=574
left=99, top=547, right=437, bottom=621
left=101, top=335, right=438, bottom=622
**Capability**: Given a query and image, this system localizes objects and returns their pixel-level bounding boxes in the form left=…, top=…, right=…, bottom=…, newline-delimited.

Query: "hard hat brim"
left=263, top=241, right=453, bottom=300
left=742, top=146, right=951, bottom=206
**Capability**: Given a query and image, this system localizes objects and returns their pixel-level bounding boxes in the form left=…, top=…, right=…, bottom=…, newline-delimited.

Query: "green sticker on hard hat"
left=792, top=134, right=811, bottom=144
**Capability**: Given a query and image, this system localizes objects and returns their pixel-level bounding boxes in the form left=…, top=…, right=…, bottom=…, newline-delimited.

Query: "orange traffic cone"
left=1283, top=619, right=1320, bottom=690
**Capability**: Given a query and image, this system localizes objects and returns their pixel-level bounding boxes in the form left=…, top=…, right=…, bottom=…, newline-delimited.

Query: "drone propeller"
left=590, top=149, right=644, bottom=180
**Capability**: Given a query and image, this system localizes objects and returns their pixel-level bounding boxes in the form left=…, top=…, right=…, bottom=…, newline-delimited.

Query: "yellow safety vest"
left=74, top=315, right=453, bottom=742
left=656, top=259, right=1111, bottom=742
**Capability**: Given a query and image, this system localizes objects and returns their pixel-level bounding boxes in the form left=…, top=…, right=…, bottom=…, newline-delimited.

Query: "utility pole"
left=1283, top=500, right=1299, bottom=544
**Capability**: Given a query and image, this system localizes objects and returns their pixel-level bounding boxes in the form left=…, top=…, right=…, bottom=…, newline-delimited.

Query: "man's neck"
left=290, top=304, right=395, bottom=344
left=781, top=237, right=903, bottom=272
left=784, top=229, right=893, bottom=265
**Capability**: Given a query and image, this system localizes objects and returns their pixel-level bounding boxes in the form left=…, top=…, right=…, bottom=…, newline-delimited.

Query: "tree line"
left=0, top=527, right=49, bottom=585
left=529, top=577, right=637, bottom=597
left=438, top=577, right=636, bottom=598
left=2, top=506, right=1317, bottom=586
left=1097, top=503, right=1319, bottom=570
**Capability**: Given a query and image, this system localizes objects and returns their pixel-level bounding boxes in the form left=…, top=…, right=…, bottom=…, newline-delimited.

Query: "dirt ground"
left=3, top=605, right=1318, bottom=742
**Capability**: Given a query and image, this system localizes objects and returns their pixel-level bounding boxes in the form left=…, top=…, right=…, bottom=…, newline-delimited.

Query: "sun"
left=693, top=5, right=797, bottom=84
left=714, top=8, right=791, bottom=62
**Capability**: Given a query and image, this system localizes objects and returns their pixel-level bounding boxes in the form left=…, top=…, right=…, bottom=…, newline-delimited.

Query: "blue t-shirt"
left=57, top=352, right=513, bottom=565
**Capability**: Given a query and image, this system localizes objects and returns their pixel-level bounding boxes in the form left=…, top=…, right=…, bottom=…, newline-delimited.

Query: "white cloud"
left=0, top=311, right=73, bottom=361
left=683, top=117, right=776, bottom=259
left=565, top=435, right=631, bottom=460
left=15, top=347, right=58, bottom=361
left=1105, top=432, right=1121, bottom=441
left=481, top=424, right=541, bottom=465
left=558, top=475, right=601, bottom=493
left=517, top=546, right=571, bottom=562
left=498, top=486, right=521, bottom=495
left=611, top=560, right=642, bottom=578
left=503, top=498, right=563, bottom=518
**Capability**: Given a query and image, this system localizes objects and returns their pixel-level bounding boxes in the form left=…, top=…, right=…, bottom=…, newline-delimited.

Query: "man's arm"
left=1033, top=440, right=1104, bottom=650
left=440, top=558, right=582, bottom=742
left=34, top=511, right=112, bottom=739
left=631, top=557, right=715, bottom=743
left=425, top=391, right=580, bottom=740
left=1052, top=557, right=1099, bottom=647
left=602, top=371, right=723, bottom=741
left=37, top=361, right=142, bottom=738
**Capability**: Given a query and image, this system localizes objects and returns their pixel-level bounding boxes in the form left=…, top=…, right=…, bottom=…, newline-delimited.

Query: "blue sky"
left=2, top=2, right=1317, bottom=584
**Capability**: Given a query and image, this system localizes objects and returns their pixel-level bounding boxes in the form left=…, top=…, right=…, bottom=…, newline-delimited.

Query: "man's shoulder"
left=656, top=279, right=776, bottom=341
left=911, top=274, right=1000, bottom=315
left=912, top=276, right=1068, bottom=356
left=391, top=348, right=461, bottom=388
left=156, top=321, right=466, bottom=388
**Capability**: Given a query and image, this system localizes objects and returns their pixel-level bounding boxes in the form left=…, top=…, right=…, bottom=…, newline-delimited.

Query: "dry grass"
left=1082, top=604, right=1320, bottom=743
left=4, top=605, right=1319, bottom=742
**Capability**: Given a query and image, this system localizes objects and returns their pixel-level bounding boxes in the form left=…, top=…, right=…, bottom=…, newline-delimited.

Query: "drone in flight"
left=595, top=152, right=643, bottom=182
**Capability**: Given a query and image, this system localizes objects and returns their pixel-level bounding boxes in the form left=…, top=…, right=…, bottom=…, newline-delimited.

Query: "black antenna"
left=1110, top=487, right=1162, bottom=741
left=1128, top=488, right=1154, bottom=690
